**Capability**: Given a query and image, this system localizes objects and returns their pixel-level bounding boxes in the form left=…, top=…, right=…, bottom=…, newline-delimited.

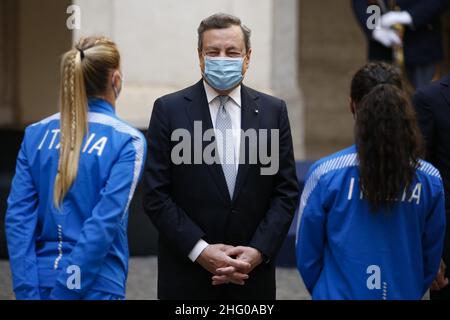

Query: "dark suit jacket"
left=352, top=0, right=449, bottom=66
left=142, top=80, right=299, bottom=299
left=413, top=75, right=450, bottom=273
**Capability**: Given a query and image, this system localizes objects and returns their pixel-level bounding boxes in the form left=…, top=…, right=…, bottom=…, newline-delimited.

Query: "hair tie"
left=77, top=48, right=84, bottom=60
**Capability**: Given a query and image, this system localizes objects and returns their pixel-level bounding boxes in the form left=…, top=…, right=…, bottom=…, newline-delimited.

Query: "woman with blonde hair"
left=5, top=36, right=146, bottom=300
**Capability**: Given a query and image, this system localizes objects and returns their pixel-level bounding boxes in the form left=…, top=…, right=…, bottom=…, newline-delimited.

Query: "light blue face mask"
left=203, top=56, right=244, bottom=91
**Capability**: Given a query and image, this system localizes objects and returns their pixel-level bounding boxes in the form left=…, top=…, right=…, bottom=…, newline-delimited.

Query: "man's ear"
left=243, top=48, right=252, bottom=74
left=246, top=48, right=252, bottom=61
left=245, top=48, right=252, bottom=66
left=198, top=48, right=205, bottom=72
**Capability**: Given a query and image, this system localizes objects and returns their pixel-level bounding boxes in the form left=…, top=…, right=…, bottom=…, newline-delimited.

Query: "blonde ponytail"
left=53, top=37, right=120, bottom=209
left=54, top=49, right=88, bottom=208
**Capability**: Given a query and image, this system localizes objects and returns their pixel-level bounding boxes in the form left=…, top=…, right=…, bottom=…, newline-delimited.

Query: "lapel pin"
left=254, top=108, right=259, bottom=115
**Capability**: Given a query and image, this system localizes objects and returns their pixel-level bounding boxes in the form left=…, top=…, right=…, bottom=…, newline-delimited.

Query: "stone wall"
left=74, top=0, right=305, bottom=158
left=299, top=0, right=366, bottom=159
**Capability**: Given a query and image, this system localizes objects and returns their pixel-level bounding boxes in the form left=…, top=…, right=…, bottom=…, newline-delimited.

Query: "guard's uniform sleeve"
left=50, top=134, right=147, bottom=299
left=5, top=128, right=41, bottom=300
left=295, top=168, right=327, bottom=294
left=422, top=180, right=446, bottom=294
left=412, top=90, right=436, bottom=162
left=406, top=0, right=450, bottom=29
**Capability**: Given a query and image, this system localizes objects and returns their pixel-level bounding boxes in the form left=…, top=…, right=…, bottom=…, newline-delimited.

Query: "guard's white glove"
left=372, top=27, right=402, bottom=48
left=380, top=11, right=413, bottom=29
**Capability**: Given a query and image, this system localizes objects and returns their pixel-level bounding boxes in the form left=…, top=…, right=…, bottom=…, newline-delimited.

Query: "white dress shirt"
left=187, top=81, right=242, bottom=262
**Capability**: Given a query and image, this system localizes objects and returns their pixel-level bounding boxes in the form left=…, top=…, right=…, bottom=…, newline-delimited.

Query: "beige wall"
left=299, top=0, right=366, bottom=159
left=0, top=0, right=16, bottom=126
left=73, top=0, right=305, bottom=157
left=3, top=0, right=369, bottom=161
left=74, top=0, right=274, bottom=89
left=74, top=0, right=277, bottom=130
left=18, top=0, right=72, bottom=125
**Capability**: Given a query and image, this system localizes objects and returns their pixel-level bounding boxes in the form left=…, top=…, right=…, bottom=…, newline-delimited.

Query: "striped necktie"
left=215, top=95, right=237, bottom=198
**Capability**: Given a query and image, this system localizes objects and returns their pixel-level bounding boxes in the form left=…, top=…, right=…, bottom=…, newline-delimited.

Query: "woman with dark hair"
left=296, top=62, right=446, bottom=299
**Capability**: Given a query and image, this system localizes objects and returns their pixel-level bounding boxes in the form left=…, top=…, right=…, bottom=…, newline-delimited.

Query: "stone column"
left=271, top=0, right=304, bottom=159
left=17, top=0, right=73, bottom=125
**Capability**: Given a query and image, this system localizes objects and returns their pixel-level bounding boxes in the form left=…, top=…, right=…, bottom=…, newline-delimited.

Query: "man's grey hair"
left=197, top=13, right=251, bottom=52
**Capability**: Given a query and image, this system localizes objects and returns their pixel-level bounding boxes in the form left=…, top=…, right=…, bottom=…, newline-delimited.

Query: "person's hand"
left=372, top=27, right=402, bottom=48
left=431, top=260, right=449, bottom=291
left=196, top=244, right=251, bottom=276
left=212, top=269, right=250, bottom=286
left=212, top=246, right=263, bottom=286
left=380, top=11, right=412, bottom=29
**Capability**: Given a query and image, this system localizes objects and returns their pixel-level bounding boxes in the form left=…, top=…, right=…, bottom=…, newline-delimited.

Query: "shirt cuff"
left=188, top=239, right=209, bottom=262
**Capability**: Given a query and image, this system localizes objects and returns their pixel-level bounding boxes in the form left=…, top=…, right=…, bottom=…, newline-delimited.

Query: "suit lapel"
left=184, top=81, right=261, bottom=203
left=185, top=80, right=231, bottom=202
left=232, top=85, right=260, bottom=202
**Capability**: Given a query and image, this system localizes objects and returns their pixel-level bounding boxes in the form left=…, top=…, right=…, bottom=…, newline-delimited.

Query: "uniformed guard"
left=352, top=0, right=450, bottom=89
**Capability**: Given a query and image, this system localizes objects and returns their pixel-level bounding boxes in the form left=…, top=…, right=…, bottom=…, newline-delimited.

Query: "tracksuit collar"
left=88, top=98, right=115, bottom=115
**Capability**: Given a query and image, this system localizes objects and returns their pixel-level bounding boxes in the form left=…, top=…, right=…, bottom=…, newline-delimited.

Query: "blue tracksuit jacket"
left=296, top=145, right=446, bottom=300
left=5, top=98, right=147, bottom=299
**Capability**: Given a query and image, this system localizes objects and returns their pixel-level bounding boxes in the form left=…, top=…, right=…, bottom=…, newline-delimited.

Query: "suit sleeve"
left=248, top=100, right=300, bottom=261
left=295, top=170, right=327, bottom=294
left=142, top=98, right=206, bottom=257
left=406, top=0, right=450, bottom=29
left=5, top=129, right=41, bottom=300
left=50, top=135, right=146, bottom=299
left=422, top=180, right=446, bottom=294
left=412, top=90, right=436, bottom=162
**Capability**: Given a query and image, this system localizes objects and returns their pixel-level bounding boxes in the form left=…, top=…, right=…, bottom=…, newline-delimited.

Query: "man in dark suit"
left=143, top=13, right=299, bottom=300
left=352, top=0, right=450, bottom=89
left=413, top=74, right=450, bottom=299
